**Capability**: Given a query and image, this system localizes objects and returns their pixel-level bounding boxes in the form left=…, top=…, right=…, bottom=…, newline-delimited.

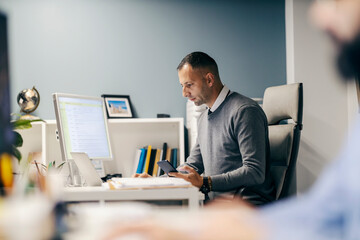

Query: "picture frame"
left=101, top=94, right=134, bottom=118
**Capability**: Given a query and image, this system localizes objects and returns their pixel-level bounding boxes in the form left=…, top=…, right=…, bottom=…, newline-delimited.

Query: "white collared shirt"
left=209, top=85, right=230, bottom=113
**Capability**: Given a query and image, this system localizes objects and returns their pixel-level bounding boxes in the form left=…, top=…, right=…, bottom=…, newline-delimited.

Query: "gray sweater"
left=186, top=92, right=275, bottom=205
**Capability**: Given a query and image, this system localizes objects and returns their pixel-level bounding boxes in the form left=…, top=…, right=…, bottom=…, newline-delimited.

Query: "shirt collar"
left=209, top=85, right=230, bottom=112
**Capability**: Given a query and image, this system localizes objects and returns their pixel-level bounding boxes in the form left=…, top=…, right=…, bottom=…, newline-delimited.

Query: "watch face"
left=203, top=177, right=208, bottom=185
left=199, top=176, right=210, bottom=194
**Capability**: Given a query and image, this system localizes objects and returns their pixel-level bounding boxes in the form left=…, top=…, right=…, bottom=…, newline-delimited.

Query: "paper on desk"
left=103, top=177, right=192, bottom=190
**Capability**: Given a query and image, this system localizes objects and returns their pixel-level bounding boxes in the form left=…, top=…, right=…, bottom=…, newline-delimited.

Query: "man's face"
left=311, top=0, right=360, bottom=78
left=178, top=64, right=211, bottom=107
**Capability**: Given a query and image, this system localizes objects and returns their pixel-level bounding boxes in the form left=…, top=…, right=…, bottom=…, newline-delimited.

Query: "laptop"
left=70, top=152, right=103, bottom=186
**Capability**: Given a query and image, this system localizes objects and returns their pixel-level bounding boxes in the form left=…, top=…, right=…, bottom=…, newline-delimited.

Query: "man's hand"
left=132, top=172, right=152, bottom=178
left=168, top=165, right=203, bottom=188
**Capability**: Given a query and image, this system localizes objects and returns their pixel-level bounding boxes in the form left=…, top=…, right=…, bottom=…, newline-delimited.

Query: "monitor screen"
left=53, top=93, right=113, bottom=162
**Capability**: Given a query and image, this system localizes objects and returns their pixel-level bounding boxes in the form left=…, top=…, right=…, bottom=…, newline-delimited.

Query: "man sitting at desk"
left=136, top=52, right=275, bottom=206
left=171, top=52, right=275, bottom=205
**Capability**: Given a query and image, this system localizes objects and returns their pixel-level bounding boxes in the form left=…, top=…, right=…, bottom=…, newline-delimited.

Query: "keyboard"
left=106, top=177, right=192, bottom=189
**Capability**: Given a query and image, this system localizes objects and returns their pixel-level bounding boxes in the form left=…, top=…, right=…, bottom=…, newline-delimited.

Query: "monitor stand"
left=90, top=159, right=105, bottom=178
left=67, top=159, right=82, bottom=187
left=67, top=153, right=105, bottom=187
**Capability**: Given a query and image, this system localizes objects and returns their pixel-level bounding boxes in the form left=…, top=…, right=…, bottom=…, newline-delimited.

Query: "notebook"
left=70, top=152, right=103, bottom=187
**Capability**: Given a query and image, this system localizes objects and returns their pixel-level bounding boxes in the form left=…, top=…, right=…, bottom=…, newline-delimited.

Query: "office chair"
left=262, top=83, right=303, bottom=200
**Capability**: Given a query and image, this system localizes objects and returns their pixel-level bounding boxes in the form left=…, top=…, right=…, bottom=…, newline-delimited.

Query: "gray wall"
left=0, top=0, right=286, bottom=120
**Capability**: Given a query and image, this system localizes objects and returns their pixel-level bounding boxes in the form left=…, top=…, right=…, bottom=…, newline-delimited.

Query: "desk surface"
left=62, top=186, right=202, bottom=209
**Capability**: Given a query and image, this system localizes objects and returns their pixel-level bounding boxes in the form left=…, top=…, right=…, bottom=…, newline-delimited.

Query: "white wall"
left=286, top=0, right=352, bottom=193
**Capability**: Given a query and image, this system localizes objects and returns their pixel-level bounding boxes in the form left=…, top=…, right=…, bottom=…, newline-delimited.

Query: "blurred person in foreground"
left=105, top=0, right=360, bottom=239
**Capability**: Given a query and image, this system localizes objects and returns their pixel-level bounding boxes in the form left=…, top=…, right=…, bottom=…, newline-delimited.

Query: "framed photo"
left=101, top=94, right=134, bottom=118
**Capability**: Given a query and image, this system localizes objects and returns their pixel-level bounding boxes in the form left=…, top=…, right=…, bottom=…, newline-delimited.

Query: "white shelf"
left=17, top=118, right=185, bottom=177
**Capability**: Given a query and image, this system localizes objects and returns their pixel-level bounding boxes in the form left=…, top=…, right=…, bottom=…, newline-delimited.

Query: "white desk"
left=62, top=186, right=202, bottom=210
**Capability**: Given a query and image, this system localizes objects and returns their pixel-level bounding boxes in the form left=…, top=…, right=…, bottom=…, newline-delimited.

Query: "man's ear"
left=206, top=73, right=215, bottom=87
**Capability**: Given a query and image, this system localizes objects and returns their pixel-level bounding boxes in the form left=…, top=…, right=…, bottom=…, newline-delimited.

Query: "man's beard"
left=337, top=33, right=360, bottom=80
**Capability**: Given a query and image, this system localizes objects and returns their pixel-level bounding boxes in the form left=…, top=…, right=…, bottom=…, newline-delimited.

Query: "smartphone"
left=157, top=160, right=178, bottom=174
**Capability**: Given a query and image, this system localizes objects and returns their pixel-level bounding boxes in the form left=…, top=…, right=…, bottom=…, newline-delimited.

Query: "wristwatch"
left=199, top=176, right=212, bottom=194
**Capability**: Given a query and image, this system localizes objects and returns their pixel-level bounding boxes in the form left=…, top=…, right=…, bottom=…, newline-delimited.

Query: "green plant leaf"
left=11, top=119, right=32, bottom=129
left=48, top=161, right=53, bottom=169
left=12, top=146, right=22, bottom=162
left=11, top=119, right=44, bottom=130
left=13, top=131, right=23, bottom=147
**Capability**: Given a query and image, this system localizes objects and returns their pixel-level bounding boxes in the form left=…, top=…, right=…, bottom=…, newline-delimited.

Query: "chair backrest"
left=262, top=83, right=303, bottom=200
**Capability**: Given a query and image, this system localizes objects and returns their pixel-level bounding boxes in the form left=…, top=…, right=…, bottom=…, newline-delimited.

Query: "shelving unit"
left=16, top=118, right=185, bottom=177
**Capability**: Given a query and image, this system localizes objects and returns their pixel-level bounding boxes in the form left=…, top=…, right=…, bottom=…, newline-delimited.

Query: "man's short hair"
left=177, top=51, right=219, bottom=76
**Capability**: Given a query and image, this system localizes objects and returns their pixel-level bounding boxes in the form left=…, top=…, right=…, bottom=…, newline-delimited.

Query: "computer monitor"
left=53, top=93, right=113, bottom=179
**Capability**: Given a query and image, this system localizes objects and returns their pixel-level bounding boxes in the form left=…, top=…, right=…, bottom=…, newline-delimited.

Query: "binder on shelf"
left=152, top=149, right=161, bottom=177
left=136, top=148, right=147, bottom=174
left=147, top=149, right=157, bottom=175
left=172, top=148, right=178, bottom=168
left=143, top=145, right=152, bottom=173
left=165, top=147, right=172, bottom=162
left=161, top=143, right=167, bottom=160
left=170, top=148, right=176, bottom=168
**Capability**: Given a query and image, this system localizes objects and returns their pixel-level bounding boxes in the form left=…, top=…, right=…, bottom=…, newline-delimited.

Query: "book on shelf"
left=161, top=143, right=167, bottom=160
left=172, top=148, right=178, bottom=168
left=147, top=149, right=157, bottom=175
left=159, top=143, right=167, bottom=176
left=143, top=145, right=152, bottom=174
left=165, top=147, right=172, bottom=162
left=152, top=149, right=161, bottom=177
left=135, top=148, right=147, bottom=174
left=133, top=149, right=142, bottom=174
left=157, top=151, right=163, bottom=176
left=170, top=148, right=178, bottom=168
left=133, top=143, right=179, bottom=176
